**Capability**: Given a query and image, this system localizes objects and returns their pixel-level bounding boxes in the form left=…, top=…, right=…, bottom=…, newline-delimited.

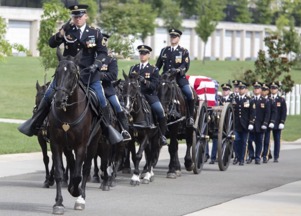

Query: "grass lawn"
left=0, top=56, right=300, bottom=154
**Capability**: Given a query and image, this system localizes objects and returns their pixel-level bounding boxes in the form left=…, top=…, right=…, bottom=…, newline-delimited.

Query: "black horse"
left=122, top=72, right=161, bottom=185
left=48, top=48, right=103, bottom=214
left=158, top=72, right=198, bottom=178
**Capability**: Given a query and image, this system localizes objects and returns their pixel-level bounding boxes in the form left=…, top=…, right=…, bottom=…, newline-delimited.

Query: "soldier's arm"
left=145, top=67, right=160, bottom=91
left=94, top=29, right=108, bottom=67
left=249, top=100, right=256, bottom=125
left=179, top=48, right=190, bottom=73
left=49, top=32, right=64, bottom=48
left=269, top=100, right=277, bottom=124
left=102, top=58, right=118, bottom=82
left=280, top=98, right=287, bottom=124
left=155, top=49, right=164, bottom=72
left=263, top=99, right=271, bottom=126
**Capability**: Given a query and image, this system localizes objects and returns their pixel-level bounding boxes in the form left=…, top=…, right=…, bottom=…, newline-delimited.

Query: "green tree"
left=180, top=0, right=199, bottom=18
left=160, top=0, right=182, bottom=30
left=0, top=17, right=28, bottom=62
left=233, top=0, right=252, bottom=23
left=98, top=1, right=156, bottom=57
left=253, top=0, right=274, bottom=24
left=282, top=19, right=301, bottom=58
left=37, top=0, right=69, bottom=71
left=195, top=0, right=226, bottom=63
left=244, top=35, right=294, bottom=93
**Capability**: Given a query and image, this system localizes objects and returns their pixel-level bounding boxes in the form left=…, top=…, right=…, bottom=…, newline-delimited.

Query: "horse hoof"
left=91, top=176, right=100, bottom=183
left=122, top=168, right=132, bottom=174
left=175, top=170, right=182, bottom=177
left=62, top=180, right=68, bottom=188
left=185, top=163, right=195, bottom=172
left=109, top=180, right=117, bottom=187
left=150, top=176, right=154, bottom=182
left=166, top=172, right=177, bottom=179
left=100, top=183, right=110, bottom=191
left=53, top=206, right=64, bottom=215
left=49, top=179, right=55, bottom=187
left=43, top=181, right=50, bottom=188
left=130, top=180, right=140, bottom=186
left=141, top=179, right=150, bottom=184
left=74, top=202, right=85, bottom=210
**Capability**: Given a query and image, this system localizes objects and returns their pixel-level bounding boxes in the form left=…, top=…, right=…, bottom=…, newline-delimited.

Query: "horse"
left=122, top=72, right=161, bottom=185
left=34, top=81, right=55, bottom=188
left=158, top=72, right=198, bottom=178
left=48, top=48, right=103, bottom=214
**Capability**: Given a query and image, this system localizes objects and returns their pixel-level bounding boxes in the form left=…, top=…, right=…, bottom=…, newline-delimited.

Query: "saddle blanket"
left=186, top=75, right=219, bottom=107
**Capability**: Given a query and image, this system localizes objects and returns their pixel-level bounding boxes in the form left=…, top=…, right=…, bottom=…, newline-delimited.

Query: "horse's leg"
left=92, top=155, right=100, bottom=183
left=130, top=136, right=147, bottom=186
left=51, top=143, right=65, bottom=215
left=68, top=146, right=85, bottom=197
left=184, top=127, right=194, bottom=171
left=100, top=156, right=111, bottom=191
left=122, top=140, right=134, bottom=174
left=141, top=142, right=154, bottom=184
left=38, top=135, right=51, bottom=188
left=167, top=124, right=180, bottom=179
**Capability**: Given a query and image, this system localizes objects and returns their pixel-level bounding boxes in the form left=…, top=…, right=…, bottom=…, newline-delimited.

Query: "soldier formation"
left=215, top=80, right=287, bottom=165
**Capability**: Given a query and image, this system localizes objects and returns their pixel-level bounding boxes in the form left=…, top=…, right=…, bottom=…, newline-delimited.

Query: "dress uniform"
left=129, top=45, right=167, bottom=146
left=155, top=29, right=195, bottom=127
left=231, top=80, right=241, bottom=100
left=246, top=82, right=271, bottom=164
left=261, top=83, right=276, bottom=163
left=99, top=33, right=131, bottom=141
left=233, top=81, right=256, bottom=165
left=18, top=4, right=116, bottom=140
left=269, top=82, right=287, bottom=162
left=209, top=83, right=233, bottom=164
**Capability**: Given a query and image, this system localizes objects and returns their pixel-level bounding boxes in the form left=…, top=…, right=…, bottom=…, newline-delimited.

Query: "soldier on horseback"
left=129, top=45, right=167, bottom=146
left=156, top=29, right=195, bottom=127
left=98, top=33, right=131, bottom=141
left=18, top=4, right=122, bottom=144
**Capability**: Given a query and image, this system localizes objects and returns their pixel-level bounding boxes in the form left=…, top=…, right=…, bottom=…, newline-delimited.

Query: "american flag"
left=186, top=75, right=219, bottom=107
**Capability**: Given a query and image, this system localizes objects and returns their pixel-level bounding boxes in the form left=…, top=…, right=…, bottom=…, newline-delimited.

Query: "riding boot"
left=117, top=112, right=132, bottom=141
left=18, top=98, right=50, bottom=137
left=101, top=105, right=123, bottom=145
left=186, top=99, right=195, bottom=127
left=158, top=117, right=168, bottom=146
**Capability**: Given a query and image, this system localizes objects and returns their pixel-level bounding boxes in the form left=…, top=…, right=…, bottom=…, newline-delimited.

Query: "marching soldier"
left=269, top=81, right=287, bottom=162
left=209, top=83, right=233, bottom=164
left=233, top=81, right=256, bottom=165
left=129, top=45, right=167, bottom=146
left=246, top=82, right=271, bottom=164
left=156, top=29, right=195, bottom=127
left=231, top=80, right=241, bottom=98
left=261, top=83, right=276, bottom=163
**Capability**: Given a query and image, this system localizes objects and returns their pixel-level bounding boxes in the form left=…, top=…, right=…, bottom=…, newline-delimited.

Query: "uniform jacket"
left=233, top=95, right=256, bottom=132
left=129, top=63, right=160, bottom=105
left=219, top=94, right=233, bottom=105
left=155, top=45, right=190, bottom=87
left=49, top=24, right=107, bottom=84
left=251, top=96, right=271, bottom=133
left=99, top=56, right=118, bottom=97
left=270, top=95, right=287, bottom=129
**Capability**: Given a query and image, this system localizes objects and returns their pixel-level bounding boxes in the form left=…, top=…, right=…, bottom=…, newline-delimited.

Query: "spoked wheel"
left=217, top=102, right=235, bottom=171
left=192, top=101, right=208, bottom=174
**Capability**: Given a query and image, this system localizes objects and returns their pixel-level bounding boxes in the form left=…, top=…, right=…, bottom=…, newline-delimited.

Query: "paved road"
left=0, top=142, right=301, bottom=216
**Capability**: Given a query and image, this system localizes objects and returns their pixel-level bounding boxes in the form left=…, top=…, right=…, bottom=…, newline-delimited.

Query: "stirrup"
left=121, top=130, right=132, bottom=141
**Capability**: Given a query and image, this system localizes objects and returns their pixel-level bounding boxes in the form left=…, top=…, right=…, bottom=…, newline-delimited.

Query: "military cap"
left=262, top=83, right=269, bottom=91
left=69, top=4, right=88, bottom=17
left=270, top=81, right=280, bottom=89
left=221, top=83, right=232, bottom=90
left=169, top=29, right=182, bottom=37
left=137, top=45, right=152, bottom=54
left=238, top=81, right=248, bottom=88
left=102, top=33, right=110, bottom=40
left=232, top=80, right=241, bottom=87
left=252, top=81, right=263, bottom=88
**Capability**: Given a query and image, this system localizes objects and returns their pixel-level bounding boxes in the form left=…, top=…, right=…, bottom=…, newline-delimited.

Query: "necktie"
left=79, top=29, right=82, bottom=39
left=140, top=64, right=144, bottom=70
left=171, top=47, right=174, bottom=52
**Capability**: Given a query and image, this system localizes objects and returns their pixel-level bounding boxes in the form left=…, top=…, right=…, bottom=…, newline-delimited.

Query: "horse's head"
left=53, top=47, right=81, bottom=111
left=122, top=71, right=140, bottom=113
left=158, top=73, right=175, bottom=113
left=34, top=80, right=50, bottom=113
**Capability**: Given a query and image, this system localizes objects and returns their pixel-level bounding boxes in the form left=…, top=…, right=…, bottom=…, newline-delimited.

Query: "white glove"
left=279, top=123, right=285, bottom=130
left=269, top=123, right=274, bottom=129
left=248, top=124, right=254, bottom=131
left=261, top=125, right=267, bottom=130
